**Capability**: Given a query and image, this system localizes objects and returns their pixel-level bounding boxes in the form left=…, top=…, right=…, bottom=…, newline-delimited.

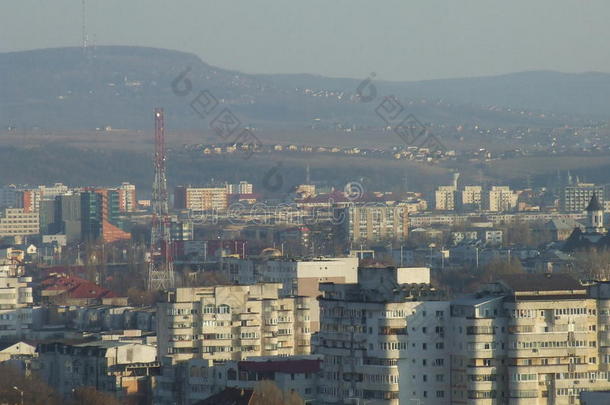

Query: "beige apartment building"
left=0, top=208, right=39, bottom=237
left=156, top=283, right=312, bottom=363
left=484, top=186, right=518, bottom=212
left=436, top=185, right=458, bottom=211
left=174, top=186, right=229, bottom=212
left=462, top=185, right=483, bottom=210
left=221, top=256, right=358, bottom=331
left=450, top=274, right=610, bottom=405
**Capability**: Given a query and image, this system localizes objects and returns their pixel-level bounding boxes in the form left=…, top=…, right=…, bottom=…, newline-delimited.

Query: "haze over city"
left=3, top=0, right=610, bottom=80
left=1, top=2, right=610, bottom=405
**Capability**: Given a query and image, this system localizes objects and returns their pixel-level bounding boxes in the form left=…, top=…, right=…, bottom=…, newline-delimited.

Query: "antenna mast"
left=148, top=108, right=175, bottom=290
left=81, top=0, right=88, bottom=49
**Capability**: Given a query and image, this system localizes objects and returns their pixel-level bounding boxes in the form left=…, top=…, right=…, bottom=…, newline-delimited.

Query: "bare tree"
left=68, top=387, right=122, bottom=405
left=0, top=364, right=61, bottom=405
left=574, top=249, right=610, bottom=280
left=250, top=380, right=304, bottom=405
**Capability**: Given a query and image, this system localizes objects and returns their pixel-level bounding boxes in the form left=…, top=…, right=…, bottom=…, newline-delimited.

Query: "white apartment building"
left=562, top=183, right=605, bottom=213
left=0, top=263, right=34, bottom=339
left=39, top=182, right=70, bottom=200
left=317, top=266, right=450, bottom=405
left=221, top=256, right=358, bottom=331
left=226, top=181, right=253, bottom=195
left=436, top=186, right=458, bottom=211
left=340, top=203, right=410, bottom=244
left=156, top=283, right=312, bottom=363
left=0, top=208, right=39, bottom=237
left=485, top=186, right=518, bottom=212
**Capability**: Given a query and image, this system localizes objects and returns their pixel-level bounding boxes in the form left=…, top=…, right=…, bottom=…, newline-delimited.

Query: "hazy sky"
left=2, top=0, right=609, bottom=81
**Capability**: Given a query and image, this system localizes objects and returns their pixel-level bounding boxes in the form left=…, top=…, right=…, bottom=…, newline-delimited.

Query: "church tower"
left=586, top=193, right=605, bottom=233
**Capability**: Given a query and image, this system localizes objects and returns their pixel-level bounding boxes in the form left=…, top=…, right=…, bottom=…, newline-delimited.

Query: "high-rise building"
left=0, top=185, right=20, bottom=209
left=339, top=203, right=409, bottom=244
left=461, top=185, right=483, bottom=211
left=562, top=183, right=605, bottom=212
left=484, top=186, right=518, bottom=212
left=436, top=186, right=457, bottom=211
left=0, top=261, right=33, bottom=339
left=449, top=274, right=610, bottom=405
left=221, top=256, right=359, bottom=331
left=226, top=181, right=253, bottom=195
left=20, top=189, right=41, bottom=213
left=174, top=186, right=229, bottom=212
left=117, top=182, right=137, bottom=213
left=156, top=283, right=312, bottom=363
left=316, top=266, right=448, bottom=405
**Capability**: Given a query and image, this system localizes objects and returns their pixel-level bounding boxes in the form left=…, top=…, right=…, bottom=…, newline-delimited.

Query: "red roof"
left=42, top=275, right=118, bottom=300
left=238, top=359, right=321, bottom=374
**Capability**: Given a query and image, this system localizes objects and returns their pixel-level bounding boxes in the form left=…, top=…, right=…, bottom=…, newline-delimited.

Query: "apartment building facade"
left=316, top=266, right=449, bottom=405
left=156, top=355, right=321, bottom=405
left=449, top=274, right=610, bottom=405
left=436, top=185, right=458, bottom=211
left=340, top=203, right=409, bottom=244
left=221, top=256, right=358, bottom=331
left=0, top=208, right=39, bottom=238
left=36, top=340, right=158, bottom=404
left=118, top=182, right=137, bottom=213
left=156, top=283, right=312, bottom=363
left=562, top=183, right=605, bottom=213
left=0, top=263, right=34, bottom=340
left=462, top=185, right=483, bottom=211
left=174, top=186, right=229, bottom=212
left=484, top=186, right=518, bottom=212
left=226, top=181, right=253, bottom=195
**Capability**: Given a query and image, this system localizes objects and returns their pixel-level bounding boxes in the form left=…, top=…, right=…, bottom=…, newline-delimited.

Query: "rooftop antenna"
left=305, top=163, right=311, bottom=185
left=81, top=0, right=88, bottom=49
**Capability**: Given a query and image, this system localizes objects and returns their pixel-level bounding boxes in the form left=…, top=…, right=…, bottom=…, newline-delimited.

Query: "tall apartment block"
left=174, top=186, right=229, bottom=212
left=449, top=274, right=610, bottom=405
left=0, top=260, right=34, bottom=339
left=339, top=203, right=409, bottom=244
left=117, top=182, right=137, bottom=213
left=156, top=283, right=312, bottom=362
left=436, top=185, right=458, bottom=211
left=484, top=186, right=518, bottom=212
left=226, top=181, right=253, bottom=195
left=221, top=256, right=359, bottom=331
left=316, top=266, right=449, bottom=405
left=562, top=183, right=605, bottom=212
left=461, top=185, right=483, bottom=211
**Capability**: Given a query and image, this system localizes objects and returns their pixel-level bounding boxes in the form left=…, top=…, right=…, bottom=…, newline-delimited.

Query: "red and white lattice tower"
left=147, top=108, right=175, bottom=290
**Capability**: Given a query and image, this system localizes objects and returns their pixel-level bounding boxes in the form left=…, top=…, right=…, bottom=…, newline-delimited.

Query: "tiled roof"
left=42, top=275, right=118, bottom=300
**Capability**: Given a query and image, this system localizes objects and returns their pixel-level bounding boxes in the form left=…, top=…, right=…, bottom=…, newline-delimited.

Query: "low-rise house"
left=157, top=355, right=321, bottom=405
left=37, top=340, right=159, bottom=405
